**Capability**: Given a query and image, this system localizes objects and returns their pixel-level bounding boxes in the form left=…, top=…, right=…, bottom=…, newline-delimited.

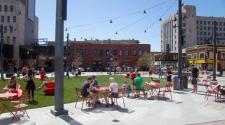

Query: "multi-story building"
left=161, top=5, right=225, bottom=52
left=0, top=0, right=38, bottom=71
left=68, top=39, right=150, bottom=71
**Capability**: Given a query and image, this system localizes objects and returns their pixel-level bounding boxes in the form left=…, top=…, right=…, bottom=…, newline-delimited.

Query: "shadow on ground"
left=59, top=115, right=83, bottom=125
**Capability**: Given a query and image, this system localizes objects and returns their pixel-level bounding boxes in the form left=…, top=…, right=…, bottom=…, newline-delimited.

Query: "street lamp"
left=212, top=20, right=217, bottom=81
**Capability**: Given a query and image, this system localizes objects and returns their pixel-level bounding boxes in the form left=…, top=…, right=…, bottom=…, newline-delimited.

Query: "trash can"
left=173, top=75, right=188, bottom=90
left=182, top=75, right=188, bottom=89
left=173, top=76, right=180, bottom=90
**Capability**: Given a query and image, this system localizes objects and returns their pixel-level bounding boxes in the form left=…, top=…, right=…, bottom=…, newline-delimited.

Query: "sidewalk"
left=0, top=84, right=225, bottom=125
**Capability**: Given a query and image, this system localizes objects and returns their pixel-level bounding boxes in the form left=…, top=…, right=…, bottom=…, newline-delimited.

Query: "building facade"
left=68, top=40, right=150, bottom=71
left=0, top=0, right=38, bottom=71
left=186, top=45, right=225, bottom=71
left=161, top=5, right=225, bottom=52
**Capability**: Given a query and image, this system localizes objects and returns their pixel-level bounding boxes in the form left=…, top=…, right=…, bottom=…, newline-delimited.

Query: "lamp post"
left=51, top=0, right=68, bottom=116
left=178, top=0, right=183, bottom=89
left=0, top=24, right=4, bottom=80
left=212, top=20, right=217, bottom=81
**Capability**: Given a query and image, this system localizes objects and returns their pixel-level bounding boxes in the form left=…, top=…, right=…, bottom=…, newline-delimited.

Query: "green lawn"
left=0, top=75, right=167, bottom=110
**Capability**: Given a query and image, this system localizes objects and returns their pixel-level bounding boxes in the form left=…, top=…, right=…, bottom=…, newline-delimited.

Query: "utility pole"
left=178, top=0, right=183, bottom=89
left=51, top=0, right=68, bottom=116
left=0, top=24, right=4, bottom=80
left=212, top=20, right=217, bottom=81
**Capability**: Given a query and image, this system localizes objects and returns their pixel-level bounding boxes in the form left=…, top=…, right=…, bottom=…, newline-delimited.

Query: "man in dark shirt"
left=81, top=77, right=98, bottom=106
left=191, top=65, right=199, bottom=93
left=81, top=77, right=93, bottom=97
left=92, top=75, right=98, bottom=87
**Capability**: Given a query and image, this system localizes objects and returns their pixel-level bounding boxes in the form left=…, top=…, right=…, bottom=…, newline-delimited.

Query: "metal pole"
left=213, top=20, right=217, bottom=81
left=178, top=0, right=183, bottom=89
left=0, top=24, right=4, bottom=80
left=109, top=39, right=112, bottom=75
left=51, top=0, right=68, bottom=116
left=66, top=33, right=69, bottom=73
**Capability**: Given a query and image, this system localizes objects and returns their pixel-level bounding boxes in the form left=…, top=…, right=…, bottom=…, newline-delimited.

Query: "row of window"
left=1, top=16, right=16, bottom=23
left=197, top=26, right=225, bottom=31
left=4, top=36, right=16, bottom=44
left=1, top=25, right=15, bottom=33
left=0, top=5, right=14, bottom=12
left=196, top=40, right=225, bottom=45
left=197, top=32, right=225, bottom=36
left=72, top=49, right=144, bottom=56
left=197, top=20, right=225, bottom=26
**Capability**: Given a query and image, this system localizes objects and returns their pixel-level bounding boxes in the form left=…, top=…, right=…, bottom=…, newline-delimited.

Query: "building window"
left=132, top=50, right=137, bottom=56
left=119, top=50, right=122, bottom=56
left=113, top=50, right=117, bottom=55
left=10, top=5, right=13, bottom=12
left=0, top=5, right=1, bottom=12
left=200, top=21, right=202, bottom=24
left=4, top=26, right=7, bottom=33
left=208, top=21, right=210, bottom=25
left=7, top=36, right=10, bottom=43
left=13, top=16, right=16, bottom=22
left=193, top=53, right=198, bottom=59
left=208, top=27, right=210, bottom=30
left=4, top=5, right=7, bottom=12
left=13, top=37, right=16, bottom=43
left=1, top=16, right=4, bottom=23
left=7, top=16, right=10, bottom=22
left=138, top=50, right=143, bottom=56
left=99, top=49, right=104, bottom=56
left=9, top=26, right=13, bottom=33
left=199, top=53, right=205, bottom=59
left=123, top=50, right=128, bottom=56
left=221, top=52, right=225, bottom=60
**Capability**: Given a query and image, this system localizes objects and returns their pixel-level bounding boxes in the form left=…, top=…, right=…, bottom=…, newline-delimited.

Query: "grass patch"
left=0, top=75, right=167, bottom=110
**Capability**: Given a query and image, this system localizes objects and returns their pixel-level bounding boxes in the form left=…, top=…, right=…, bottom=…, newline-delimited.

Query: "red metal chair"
left=204, top=84, right=219, bottom=101
left=74, top=88, right=91, bottom=110
left=11, top=92, right=29, bottom=120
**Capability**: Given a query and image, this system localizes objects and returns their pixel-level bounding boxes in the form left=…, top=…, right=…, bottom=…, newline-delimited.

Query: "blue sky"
left=36, top=0, right=225, bottom=51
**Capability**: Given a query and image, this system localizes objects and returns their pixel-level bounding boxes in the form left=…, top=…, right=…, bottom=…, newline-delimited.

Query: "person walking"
left=191, top=65, right=199, bottom=93
left=25, top=69, right=36, bottom=102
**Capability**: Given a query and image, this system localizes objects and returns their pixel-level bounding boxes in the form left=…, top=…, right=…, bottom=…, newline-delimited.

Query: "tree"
left=137, top=52, right=155, bottom=70
left=72, top=55, right=83, bottom=68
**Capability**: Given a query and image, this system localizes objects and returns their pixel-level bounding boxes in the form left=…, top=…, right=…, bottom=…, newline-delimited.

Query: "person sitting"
left=122, top=81, right=132, bottom=97
left=37, top=76, right=48, bottom=90
left=4, top=76, right=22, bottom=98
left=108, top=77, right=119, bottom=106
left=81, top=77, right=98, bottom=107
left=4, top=76, right=20, bottom=92
left=133, top=73, right=144, bottom=97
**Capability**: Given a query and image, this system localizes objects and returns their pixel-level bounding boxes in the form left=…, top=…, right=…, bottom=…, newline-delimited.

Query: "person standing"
left=191, top=65, right=199, bottom=93
left=134, top=73, right=144, bottom=97
left=25, top=69, right=36, bottom=102
left=166, top=68, right=172, bottom=85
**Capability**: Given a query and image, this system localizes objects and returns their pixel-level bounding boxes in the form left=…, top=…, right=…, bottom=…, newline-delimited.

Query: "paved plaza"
left=1, top=76, right=225, bottom=125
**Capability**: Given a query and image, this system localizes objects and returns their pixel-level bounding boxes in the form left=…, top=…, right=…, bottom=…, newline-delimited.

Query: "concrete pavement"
left=0, top=84, right=225, bottom=125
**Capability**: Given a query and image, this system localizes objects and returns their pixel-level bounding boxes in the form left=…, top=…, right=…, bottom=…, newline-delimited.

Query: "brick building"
left=68, top=40, right=150, bottom=71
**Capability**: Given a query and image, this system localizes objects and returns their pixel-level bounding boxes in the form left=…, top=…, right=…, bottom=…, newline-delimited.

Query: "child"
left=123, top=81, right=132, bottom=97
